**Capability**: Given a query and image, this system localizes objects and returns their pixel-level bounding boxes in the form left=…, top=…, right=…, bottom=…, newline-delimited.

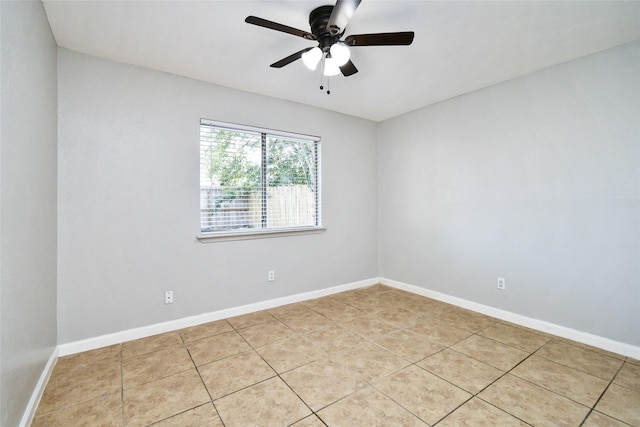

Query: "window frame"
left=197, top=119, right=325, bottom=242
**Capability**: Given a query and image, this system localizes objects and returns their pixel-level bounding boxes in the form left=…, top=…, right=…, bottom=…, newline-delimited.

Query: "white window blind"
left=200, top=119, right=321, bottom=236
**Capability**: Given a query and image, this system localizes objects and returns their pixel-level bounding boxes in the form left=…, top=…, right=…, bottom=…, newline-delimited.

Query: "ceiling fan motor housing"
left=310, top=6, right=343, bottom=52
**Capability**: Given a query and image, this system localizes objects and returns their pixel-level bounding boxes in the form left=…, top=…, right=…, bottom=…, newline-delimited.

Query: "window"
left=199, top=119, right=322, bottom=240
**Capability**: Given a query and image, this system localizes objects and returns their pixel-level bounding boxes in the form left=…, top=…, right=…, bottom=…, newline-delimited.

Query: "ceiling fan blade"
left=270, top=47, right=314, bottom=68
left=344, top=32, right=415, bottom=46
left=340, top=60, right=358, bottom=77
left=245, top=16, right=316, bottom=40
left=327, top=0, right=362, bottom=35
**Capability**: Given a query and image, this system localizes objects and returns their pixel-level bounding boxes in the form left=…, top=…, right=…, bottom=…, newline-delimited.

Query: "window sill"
left=197, top=226, right=326, bottom=243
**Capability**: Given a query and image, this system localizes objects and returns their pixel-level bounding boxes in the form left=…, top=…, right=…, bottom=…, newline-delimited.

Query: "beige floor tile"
left=374, top=329, right=445, bottom=362
left=123, top=345, right=194, bottom=389
left=436, top=308, right=498, bottom=332
left=281, top=359, right=368, bottom=411
left=418, top=349, right=503, bottom=394
left=479, top=374, right=590, bottom=427
left=332, top=290, right=382, bottom=313
left=32, top=392, right=122, bottom=427
left=186, top=330, right=251, bottom=366
left=378, top=290, right=420, bottom=309
left=409, top=318, right=474, bottom=346
left=305, top=324, right=367, bottom=353
left=290, top=414, right=327, bottom=427
left=614, top=361, right=640, bottom=391
left=52, top=344, right=121, bottom=378
left=198, top=350, right=275, bottom=399
left=179, top=320, right=233, bottom=343
left=256, top=335, right=326, bottom=373
left=327, top=289, right=362, bottom=305
left=331, top=342, right=410, bottom=383
left=302, top=296, right=339, bottom=311
left=375, top=364, right=472, bottom=425
left=402, top=298, right=454, bottom=318
left=153, top=403, right=223, bottom=427
left=510, top=355, right=609, bottom=406
left=280, top=311, right=337, bottom=333
left=437, top=397, right=529, bottom=427
left=215, top=377, right=311, bottom=427
left=478, top=322, right=550, bottom=352
left=451, top=335, right=529, bottom=371
left=353, top=285, right=394, bottom=297
left=360, top=284, right=394, bottom=294
left=535, top=340, right=624, bottom=381
left=256, top=335, right=327, bottom=373
left=375, top=307, right=425, bottom=328
left=310, top=300, right=364, bottom=322
left=595, top=384, right=640, bottom=426
left=268, top=302, right=310, bottom=319
left=553, top=337, right=626, bottom=360
left=317, top=386, right=427, bottom=427
left=383, top=289, right=422, bottom=304
left=122, top=332, right=183, bottom=359
left=628, top=357, right=640, bottom=366
left=384, top=289, right=424, bottom=308
left=35, top=382, right=63, bottom=416
left=582, top=410, right=630, bottom=427
left=36, top=360, right=121, bottom=414
left=345, top=294, right=398, bottom=312
left=227, top=310, right=276, bottom=329
left=343, top=315, right=399, bottom=339
left=123, top=369, right=210, bottom=427
left=336, top=285, right=385, bottom=299
left=237, top=319, right=297, bottom=347
left=52, top=350, right=122, bottom=382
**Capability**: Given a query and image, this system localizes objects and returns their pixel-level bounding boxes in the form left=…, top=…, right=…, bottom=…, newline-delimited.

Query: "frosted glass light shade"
left=323, top=57, right=341, bottom=76
left=302, top=47, right=322, bottom=70
left=330, top=43, right=350, bottom=66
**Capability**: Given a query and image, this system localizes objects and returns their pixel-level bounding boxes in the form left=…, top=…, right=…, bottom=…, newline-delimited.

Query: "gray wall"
left=379, top=42, right=640, bottom=346
left=57, top=49, right=379, bottom=344
left=0, top=1, right=58, bottom=425
left=57, top=42, right=640, bottom=348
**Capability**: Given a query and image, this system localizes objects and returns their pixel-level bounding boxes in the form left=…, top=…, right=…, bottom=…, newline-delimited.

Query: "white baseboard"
left=58, top=277, right=379, bottom=357
left=58, top=275, right=640, bottom=360
left=380, top=277, right=640, bottom=360
left=19, top=346, right=58, bottom=427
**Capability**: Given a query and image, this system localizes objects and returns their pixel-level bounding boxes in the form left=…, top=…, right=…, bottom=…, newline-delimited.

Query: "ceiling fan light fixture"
left=302, top=47, right=322, bottom=70
left=323, top=57, right=341, bottom=76
left=330, top=43, right=350, bottom=66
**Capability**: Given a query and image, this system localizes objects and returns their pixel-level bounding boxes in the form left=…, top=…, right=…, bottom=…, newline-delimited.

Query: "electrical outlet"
left=497, top=278, right=506, bottom=290
left=165, top=290, right=174, bottom=304
left=268, top=270, right=275, bottom=282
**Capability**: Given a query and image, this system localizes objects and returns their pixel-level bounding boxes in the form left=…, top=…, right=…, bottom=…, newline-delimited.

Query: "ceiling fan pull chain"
left=327, top=77, right=331, bottom=95
left=319, top=56, right=325, bottom=91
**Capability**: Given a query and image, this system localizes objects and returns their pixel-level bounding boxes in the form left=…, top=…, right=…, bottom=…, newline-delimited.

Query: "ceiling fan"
left=245, top=0, right=415, bottom=78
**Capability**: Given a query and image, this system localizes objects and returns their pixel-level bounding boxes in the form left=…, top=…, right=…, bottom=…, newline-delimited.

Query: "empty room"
left=1, top=0, right=639, bottom=426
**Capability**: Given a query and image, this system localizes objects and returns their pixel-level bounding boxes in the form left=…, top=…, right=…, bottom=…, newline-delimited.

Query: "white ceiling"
left=43, top=0, right=640, bottom=122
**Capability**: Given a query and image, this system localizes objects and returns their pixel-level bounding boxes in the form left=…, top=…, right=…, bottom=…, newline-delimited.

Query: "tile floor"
left=33, top=284, right=640, bottom=426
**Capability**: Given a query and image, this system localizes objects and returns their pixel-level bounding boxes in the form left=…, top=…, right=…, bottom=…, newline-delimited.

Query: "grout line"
left=181, top=329, right=228, bottom=427
left=450, top=347, right=536, bottom=426
left=119, top=344, right=124, bottom=427
left=274, top=367, right=316, bottom=424
left=578, top=362, right=627, bottom=427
